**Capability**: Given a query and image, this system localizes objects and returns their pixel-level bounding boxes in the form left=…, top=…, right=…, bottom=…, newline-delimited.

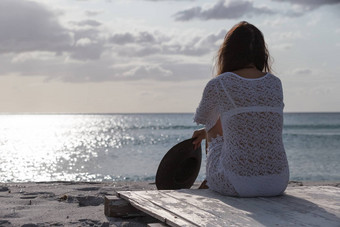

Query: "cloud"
left=272, top=0, right=340, bottom=11
left=0, top=0, right=72, bottom=54
left=85, top=10, right=103, bottom=17
left=74, top=19, right=102, bottom=27
left=71, top=41, right=104, bottom=60
left=121, top=65, right=173, bottom=80
left=110, top=29, right=226, bottom=57
left=0, top=0, right=221, bottom=82
left=69, top=27, right=106, bottom=60
left=174, top=0, right=274, bottom=21
left=272, top=0, right=340, bottom=16
left=0, top=0, right=107, bottom=61
left=109, top=31, right=157, bottom=45
left=114, top=62, right=212, bottom=81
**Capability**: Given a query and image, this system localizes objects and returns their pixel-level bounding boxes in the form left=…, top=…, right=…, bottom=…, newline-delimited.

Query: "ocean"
left=0, top=113, right=339, bottom=183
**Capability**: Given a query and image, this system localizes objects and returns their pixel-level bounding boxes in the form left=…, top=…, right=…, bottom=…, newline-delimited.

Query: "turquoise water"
left=0, top=113, right=339, bottom=182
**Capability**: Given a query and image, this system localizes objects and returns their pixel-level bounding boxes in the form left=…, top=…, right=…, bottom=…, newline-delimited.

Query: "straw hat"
left=156, top=138, right=202, bottom=190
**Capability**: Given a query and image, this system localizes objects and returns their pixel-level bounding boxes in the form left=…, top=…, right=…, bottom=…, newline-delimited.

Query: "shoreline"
left=1, top=181, right=339, bottom=226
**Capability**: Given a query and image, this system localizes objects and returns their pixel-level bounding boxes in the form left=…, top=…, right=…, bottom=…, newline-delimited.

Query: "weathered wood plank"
left=286, top=186, right=340, bottom=211
left=161, top=189, right=262, bottom=227
left=104, top=195, right=142, bottom=217
left=118, top=191, right=194, bottom=227
left=123, top=190, right=233, bottom=227
left=118, top=186, right=340, bottom=227
left=165, top=187, right=340, bottom=226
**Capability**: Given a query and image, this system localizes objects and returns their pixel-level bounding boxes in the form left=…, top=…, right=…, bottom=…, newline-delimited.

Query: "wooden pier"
left=105, top=186, right=340, bottom=226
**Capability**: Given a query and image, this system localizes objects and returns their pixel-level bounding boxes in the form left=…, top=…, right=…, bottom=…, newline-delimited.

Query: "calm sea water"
left=0, top=113, right=339, bottom=183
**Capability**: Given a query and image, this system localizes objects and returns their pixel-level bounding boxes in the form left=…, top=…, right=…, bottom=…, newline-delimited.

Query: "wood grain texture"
left=118, top=186, right=340, bottom=227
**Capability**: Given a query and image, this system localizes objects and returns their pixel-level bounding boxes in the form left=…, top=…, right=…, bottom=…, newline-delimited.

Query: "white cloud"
left=122, top=65, right=173, bottom=80
left=11, top=52, right=57, bottom=63
left=75, top=38, right=93, bottom=47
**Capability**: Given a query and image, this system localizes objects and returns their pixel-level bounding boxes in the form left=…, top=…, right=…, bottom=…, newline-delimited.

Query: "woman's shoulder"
left=206, top=72, right=282, bottom=87
left=266, top=73, right=283, bottom=84
left=208, top=72, right=233, bottom=84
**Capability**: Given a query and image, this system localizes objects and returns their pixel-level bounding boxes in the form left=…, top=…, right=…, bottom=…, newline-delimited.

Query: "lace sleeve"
left=194, top=79, right=219, bottom=131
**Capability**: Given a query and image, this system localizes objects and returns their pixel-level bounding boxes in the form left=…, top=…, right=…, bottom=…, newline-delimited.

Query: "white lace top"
left=194, top=72, right=289, bottom=197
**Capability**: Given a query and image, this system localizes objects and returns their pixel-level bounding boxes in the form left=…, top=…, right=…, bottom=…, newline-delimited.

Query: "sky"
left=0, top=0, right=339, bottom=113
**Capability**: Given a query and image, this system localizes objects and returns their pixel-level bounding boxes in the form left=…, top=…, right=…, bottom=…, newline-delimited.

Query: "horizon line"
left=1, top=111, right=340, bottom=115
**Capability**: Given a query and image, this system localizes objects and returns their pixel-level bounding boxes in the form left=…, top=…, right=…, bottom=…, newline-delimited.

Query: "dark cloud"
left=71, top=41, right=104, bottom=60
left=69, top=28, right=106, bottom=60
left=109, top=33, right=135, bottom=45
left=3, top=51, right=212, bottom=82
left=85, top=10, right=103, bottom=17
left=111, top=29, right=226, bottom=57
left=0, top=0, right=72, bottom=54
left=174, top=0, right=274, bottom=21
left=109, top=31, right=157, bottom=45
left=0, top=0, right=222, bottom=82
left=0, top=0, right=106, bottom=61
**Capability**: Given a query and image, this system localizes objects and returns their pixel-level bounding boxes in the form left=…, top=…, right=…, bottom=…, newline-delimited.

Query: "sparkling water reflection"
left=0, top=113, right=339, bottom=182
left=0, top=114, right=200, bottom=182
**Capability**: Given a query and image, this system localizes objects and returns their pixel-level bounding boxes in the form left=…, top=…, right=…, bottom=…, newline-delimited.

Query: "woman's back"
left=195, top=72, right=289, bottom=197
left=217, top=72, right=288, bottom=177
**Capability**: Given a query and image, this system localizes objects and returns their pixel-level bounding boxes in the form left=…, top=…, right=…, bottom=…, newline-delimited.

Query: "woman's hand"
left=192, top=128, right=206, bottom=150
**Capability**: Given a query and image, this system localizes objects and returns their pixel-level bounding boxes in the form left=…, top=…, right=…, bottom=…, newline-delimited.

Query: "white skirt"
left=206, top=135, right=289, bottom=197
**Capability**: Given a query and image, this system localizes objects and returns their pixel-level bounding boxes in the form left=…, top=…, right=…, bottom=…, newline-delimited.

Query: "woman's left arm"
left=193, top=79, right=220, bottom=136
left=192, top=128, right=206, bottom=150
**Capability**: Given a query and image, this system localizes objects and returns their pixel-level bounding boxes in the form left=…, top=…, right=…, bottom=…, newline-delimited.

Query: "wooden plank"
left=286, top=186, right=340, bottom=211
left=163, top=189, right=295, bottom=226
left=118, top=191, right=193, bottom=227
left=118, top=186, right=340, bottom=227
left=162, top=189, right=263, bottom=226
left=165, top=187, right=340, bottom=227
left=104, top=196, right=142, bottom=217
left=123, top=190, right=235, bottom=226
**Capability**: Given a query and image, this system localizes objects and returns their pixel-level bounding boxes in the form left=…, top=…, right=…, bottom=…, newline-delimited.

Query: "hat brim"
left=156, top=138, right=202, bottom=190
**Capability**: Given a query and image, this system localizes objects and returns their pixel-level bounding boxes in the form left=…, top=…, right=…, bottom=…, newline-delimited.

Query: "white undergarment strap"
left=218, top=80, right=237, bottom=108
left=223, top=106, right=283, bottom=119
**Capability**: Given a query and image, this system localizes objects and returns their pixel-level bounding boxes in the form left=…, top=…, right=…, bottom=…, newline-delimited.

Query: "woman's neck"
left=232, top=66, right=266, bottom=79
